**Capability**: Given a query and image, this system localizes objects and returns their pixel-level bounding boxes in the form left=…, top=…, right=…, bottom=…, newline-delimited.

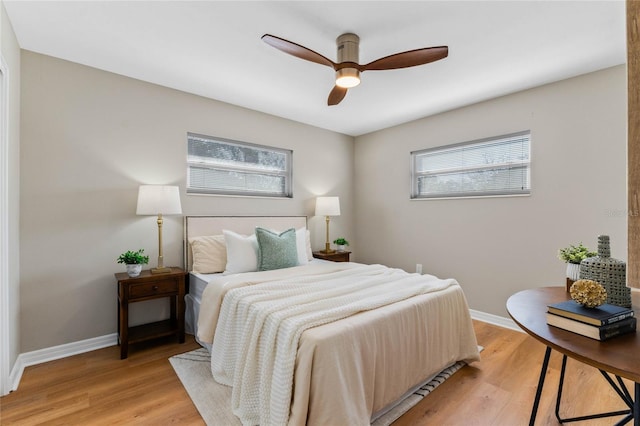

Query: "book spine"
left=602, top=311, right=635, bottom=325
left=549, top=308, right=634, bottom=326
left=600, top=319, right=637, bottom=340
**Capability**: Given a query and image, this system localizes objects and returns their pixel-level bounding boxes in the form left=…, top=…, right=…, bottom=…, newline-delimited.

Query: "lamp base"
left=321, top=241, right=335, bottom=255
left=151, top=267, right=172, bottom=274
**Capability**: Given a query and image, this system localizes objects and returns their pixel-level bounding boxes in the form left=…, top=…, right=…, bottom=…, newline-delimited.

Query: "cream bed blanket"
left=197, top=263, right=480, bottom=426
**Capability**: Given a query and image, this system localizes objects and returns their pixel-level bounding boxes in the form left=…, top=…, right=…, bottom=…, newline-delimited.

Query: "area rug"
left=170, top=348, right=473, bottom=426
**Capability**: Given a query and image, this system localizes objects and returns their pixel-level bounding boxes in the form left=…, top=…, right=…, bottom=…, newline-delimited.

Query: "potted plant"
left=558, top=243, right=596, bottom=281
left=333, top=238, right=349, bottom=252
left=117, top=249, right=150, bottom=277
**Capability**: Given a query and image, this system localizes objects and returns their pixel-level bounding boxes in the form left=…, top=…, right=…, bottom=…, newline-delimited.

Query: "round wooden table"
left=506, top=287, right=640, bottom=426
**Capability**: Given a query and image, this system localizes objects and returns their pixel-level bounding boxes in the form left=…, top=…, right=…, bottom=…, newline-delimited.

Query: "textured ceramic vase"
left=579, top=235, right=630, bottom=307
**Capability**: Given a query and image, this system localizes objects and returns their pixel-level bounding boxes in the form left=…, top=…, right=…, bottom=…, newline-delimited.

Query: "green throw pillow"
left=256, top=227, right=299, bottom=271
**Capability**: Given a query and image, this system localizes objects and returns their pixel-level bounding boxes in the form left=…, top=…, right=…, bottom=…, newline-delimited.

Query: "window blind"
left=187, top=133, right=292, bottom=197
left=411, top=131, right=531, bottom=199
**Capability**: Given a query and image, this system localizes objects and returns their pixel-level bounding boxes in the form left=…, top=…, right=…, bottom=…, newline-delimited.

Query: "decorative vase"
left=126, top=264, right=143, bottom=278
left=566, top=263, right=581, bottom=281
left=337, top=245, right=345, bottom=252
left=579, top=235, right=630, bottom=307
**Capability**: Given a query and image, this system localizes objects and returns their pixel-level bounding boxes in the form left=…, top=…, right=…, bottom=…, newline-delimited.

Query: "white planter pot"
left=337, top=245, right=346, bottom=252
left=126, top=264, right=143, bottom=278
left=566, top=263, right=581, bottom=281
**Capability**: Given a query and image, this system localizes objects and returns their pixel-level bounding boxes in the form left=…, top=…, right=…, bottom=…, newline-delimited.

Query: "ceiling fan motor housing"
left=336, top=33, right=360, bottom=88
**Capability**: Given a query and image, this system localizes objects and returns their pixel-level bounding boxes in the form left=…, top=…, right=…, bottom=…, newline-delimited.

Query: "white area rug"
left=170, top=348, right=470, bottom=426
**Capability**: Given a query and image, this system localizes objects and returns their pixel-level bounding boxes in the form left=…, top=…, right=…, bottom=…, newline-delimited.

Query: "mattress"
left=190, top=272, right=221, bottom=301
left=185, top=272, right=219, bottom=340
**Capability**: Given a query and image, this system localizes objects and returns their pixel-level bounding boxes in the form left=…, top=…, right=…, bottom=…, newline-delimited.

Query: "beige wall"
left=17, top=50, right=628, bottom=351
left=20, top=51, right=354, bottom=352
left=1, top=0, right=21, bottom=389
left=354, top=65, right=627, bottom=317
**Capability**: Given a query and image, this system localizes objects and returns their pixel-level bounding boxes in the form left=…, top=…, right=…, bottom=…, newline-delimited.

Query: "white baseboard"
left=7, top=310, right=521, bottom=393
left=470, top=309, right=523, bottom=332
left=9, top=333, right=117, bottom=392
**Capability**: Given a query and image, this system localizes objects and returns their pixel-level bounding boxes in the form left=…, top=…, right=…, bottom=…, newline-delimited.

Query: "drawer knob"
left=153, top=285, right=159, bottom=291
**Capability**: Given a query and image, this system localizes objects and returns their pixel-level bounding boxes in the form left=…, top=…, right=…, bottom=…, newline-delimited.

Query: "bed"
left=184, top=215, right=480, bottom=426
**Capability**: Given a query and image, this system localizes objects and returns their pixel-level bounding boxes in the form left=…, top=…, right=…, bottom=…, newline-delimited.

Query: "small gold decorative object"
left=570, top=279, right=607, bottom=308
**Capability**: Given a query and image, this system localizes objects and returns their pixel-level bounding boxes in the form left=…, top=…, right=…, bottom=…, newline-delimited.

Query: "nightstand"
left=313, top=251, right=351, bottom=262
left=114, top=267, right=186, bottom=359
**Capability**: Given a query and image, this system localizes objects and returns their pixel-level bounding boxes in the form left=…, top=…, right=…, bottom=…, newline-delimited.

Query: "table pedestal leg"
left=542, top=353, right=636, bottom=425
left=530, top=346, right=552, bottom=426
left=635, top=382, right=639, bottom=426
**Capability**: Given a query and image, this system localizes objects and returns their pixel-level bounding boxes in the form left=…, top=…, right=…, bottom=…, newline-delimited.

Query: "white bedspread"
left=199, top=263, right=479, bottom=426
left=214, top=264, right=455, bottom=425
left=197, top=262, right=359, bottom=344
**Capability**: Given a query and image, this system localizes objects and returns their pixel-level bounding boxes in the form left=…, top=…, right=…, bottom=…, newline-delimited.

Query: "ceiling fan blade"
left=328, top=86, right=348, bottom=106
left=262, top=34, right=336, bottom=68
left=363, top=46, right=448, bottom=71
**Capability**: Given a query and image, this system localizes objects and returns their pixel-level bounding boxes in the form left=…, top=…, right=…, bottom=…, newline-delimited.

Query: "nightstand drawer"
left=129, top=279, right=178, bottom=298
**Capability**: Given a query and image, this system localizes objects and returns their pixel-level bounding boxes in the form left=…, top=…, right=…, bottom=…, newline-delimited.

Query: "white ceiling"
left=3, top=1, right=626, bottom=136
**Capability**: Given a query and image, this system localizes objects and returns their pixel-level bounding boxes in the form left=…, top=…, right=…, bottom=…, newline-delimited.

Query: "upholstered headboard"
left=183, top=215, right=308, bottom=271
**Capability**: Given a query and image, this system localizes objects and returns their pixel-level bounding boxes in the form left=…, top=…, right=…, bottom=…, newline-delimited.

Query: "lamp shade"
left=315, top=196, right=340, bottom=216
left=136, top=185, right=182, bottom=215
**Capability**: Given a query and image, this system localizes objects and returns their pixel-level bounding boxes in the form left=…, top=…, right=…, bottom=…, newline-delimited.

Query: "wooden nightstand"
left=114, top=267, right=186, bottom=359
left=313, top=251, right=351, bottom=262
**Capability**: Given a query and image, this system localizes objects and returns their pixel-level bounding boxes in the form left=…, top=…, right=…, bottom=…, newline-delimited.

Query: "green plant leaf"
left=117, top=248, right=150, bottom=265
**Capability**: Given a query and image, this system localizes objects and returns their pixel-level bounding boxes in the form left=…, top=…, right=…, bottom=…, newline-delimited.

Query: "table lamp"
left=315, top=196, right=340, bottom=254
left=136, top=185, right=182, bottom=274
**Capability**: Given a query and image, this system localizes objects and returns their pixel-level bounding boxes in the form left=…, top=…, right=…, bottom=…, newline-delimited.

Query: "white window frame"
left=411, top=131, right=531, bottom=200
left=187, top=133, right=293, bottom=198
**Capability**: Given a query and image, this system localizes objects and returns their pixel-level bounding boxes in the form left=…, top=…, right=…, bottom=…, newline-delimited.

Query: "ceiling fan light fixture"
left=335, top=67, right=360, bottom=88
left=262, top=32, right=448, bottom=105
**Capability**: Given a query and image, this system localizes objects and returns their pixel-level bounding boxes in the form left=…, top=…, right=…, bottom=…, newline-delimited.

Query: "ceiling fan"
left=261, top=33, right=448, bottom=106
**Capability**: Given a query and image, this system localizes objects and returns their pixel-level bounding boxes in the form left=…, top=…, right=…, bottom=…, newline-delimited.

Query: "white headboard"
left=183, top=215, right=308, bottom=271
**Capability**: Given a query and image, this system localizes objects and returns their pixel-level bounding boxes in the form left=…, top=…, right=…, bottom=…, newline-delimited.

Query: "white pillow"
left=189, top=235, right=226, bottom=273
left=295, top=228, right=309, bottom=266
left=223, top=230, right=259, bottom=274
left=305, top=229, right=313, bottom=261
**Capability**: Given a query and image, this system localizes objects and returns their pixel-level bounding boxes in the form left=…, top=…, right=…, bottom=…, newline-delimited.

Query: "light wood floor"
left=0, top=321, right=635, bottom=425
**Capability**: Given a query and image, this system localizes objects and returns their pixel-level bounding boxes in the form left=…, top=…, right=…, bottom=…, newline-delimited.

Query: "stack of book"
left=546, top=300, right=636, bottom=341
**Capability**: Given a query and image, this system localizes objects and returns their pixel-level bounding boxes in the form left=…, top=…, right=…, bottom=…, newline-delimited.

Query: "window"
left=187, top=133, right=292, bottom=198
left=411, top=131, right=531, bottom=199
